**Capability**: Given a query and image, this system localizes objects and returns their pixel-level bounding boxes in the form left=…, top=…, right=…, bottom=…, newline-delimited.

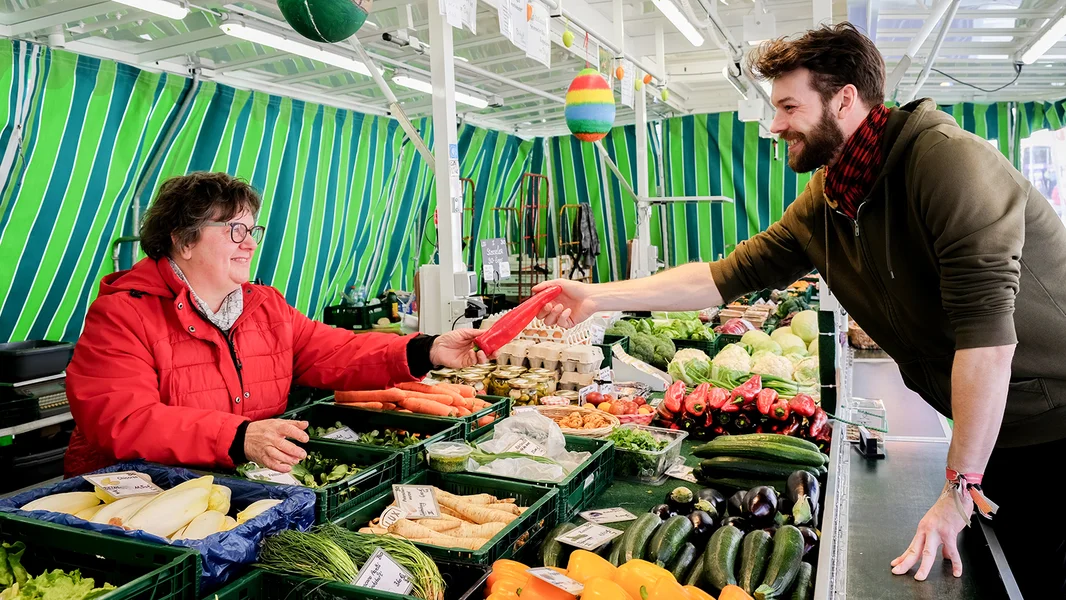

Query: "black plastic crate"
left=0, top=341, right=74, bottom=383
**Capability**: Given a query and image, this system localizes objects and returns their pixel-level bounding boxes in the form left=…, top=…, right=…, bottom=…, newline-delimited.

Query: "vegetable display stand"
left=333, top=471, right=557, bottom=564
left=208, top=561, right=489, bottom=600
left=470, top=434, right=614, bottom=521
left=464, top=396, right=512, bottom=440
left=283, top=403, right=464, bottom=477
left=0, top=513, right=200, bottom=600
left=217, top=440, right=401, bottom=523
left=323, top=304, right=390, bottom=331
left=612, top=424, right=688, bottom=485
left=596, top=335, right=629, bottom=369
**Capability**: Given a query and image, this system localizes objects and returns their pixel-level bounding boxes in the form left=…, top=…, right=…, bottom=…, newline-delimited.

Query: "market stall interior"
left=1, top=0, right=1063, bottom=597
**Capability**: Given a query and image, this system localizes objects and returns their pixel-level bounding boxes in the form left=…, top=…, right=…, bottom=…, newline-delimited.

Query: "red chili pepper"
left=706, top=387, right=731, bottom=411
left=683, top=383, right=711, bottom=417
left=809, top=407, right=829, bottom=438
left=780, top=417, right=801, bottom=436
left=664, top=380, right=686, bottom=414
left=756, top=388, right=778, bottom=415
left=755, top=424, right=765, bottom=433
left=788, top=393, right=817, bottom=418
left=473, top=286, right=562, bottom=356
left=721, top=396, right=740, bottom=413
left=732, top=375, right=762, bottom=404
left=769, top=398, right=791, bottom=421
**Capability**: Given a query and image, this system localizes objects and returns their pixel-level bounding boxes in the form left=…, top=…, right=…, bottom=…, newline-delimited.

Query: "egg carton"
left=516, top=317, right=594, bottom=346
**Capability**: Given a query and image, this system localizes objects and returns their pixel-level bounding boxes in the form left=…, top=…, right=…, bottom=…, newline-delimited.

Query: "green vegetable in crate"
left=738, top=530, right=772, bottom=594
left=646, top=514, right=693, bottom=566
left=668, top=542, right=699, bottom=582
left=357, top=429, right=422, bottom=448
left=541, top=523, right=579, bottom=568
left=237, top=452, right=361, bottom=488
left=668, top=349, right=713, bottom=387
left=705, top=524, right=744, bottom=591
left=0, top=542, right=28, bottom=587
left=607, top=320, right=638, bottom=338
left=620, top=513, right=662, bottom=562
left=790, top=562, right=814, bottom=600
left=0, top=568, right=116, bottom=600
left=311, top=422, right=349, bottom=437
left=607, top=428, right=668, bottom=452
left=755, top=526, right=804, bottom=600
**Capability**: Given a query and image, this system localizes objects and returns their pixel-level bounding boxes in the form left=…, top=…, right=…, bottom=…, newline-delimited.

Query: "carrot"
left=336, top=389, right=406, bottom=404
left=404, top=391, right=465, bottom=406
left=436, top=383, right=476, bottom=399
left=342, top=401, right=384, bottom=410
left=456, top=406, right=471, bottom=416
left=477, top=415, right=495, bottom=427
left=397, top=382, right=464, bottom=402
left=399, top=398, right=454, bottom=417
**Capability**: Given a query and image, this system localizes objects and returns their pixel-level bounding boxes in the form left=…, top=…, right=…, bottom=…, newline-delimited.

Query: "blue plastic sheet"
left=0, top=461, right=315, bottom=590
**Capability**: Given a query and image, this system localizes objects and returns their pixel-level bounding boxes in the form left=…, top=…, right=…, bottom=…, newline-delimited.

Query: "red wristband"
left=946, top=468, right=983, bottom=485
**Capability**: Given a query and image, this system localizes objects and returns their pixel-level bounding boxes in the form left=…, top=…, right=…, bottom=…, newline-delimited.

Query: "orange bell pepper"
left=489, top=560, right=531, bottom=588
left=490, top=576, right=528, bottom=596
left=717, top=586, right=753, bottom=600
left=519, top=574, right=578, bottom=600
left=683, top=586, right=717, bottom=600
left=566, top=550, right=617, bottom=584
left=580, top=577, right=634, bottom=600
left=647, top=575, right=693, bottom=600
left=613, top=560, right=673, bottom=600
left=487, top=591, right=521, bottom=600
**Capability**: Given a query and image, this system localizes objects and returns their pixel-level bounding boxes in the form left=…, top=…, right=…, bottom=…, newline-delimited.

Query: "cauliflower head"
left=751, top=353, right=794, bottom=379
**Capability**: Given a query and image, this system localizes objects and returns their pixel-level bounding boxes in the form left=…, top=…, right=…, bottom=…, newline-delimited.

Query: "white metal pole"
left=428, top=0, right=465, bottom=333
left=903, top=0, right=960, bottom=102
left=884, top=0, right=956, bottom=96
left=634, top=87, right=652, bottom=279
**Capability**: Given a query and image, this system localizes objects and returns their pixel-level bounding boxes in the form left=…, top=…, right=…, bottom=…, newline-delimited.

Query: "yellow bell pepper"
left=647, top=575, right=692, bottom=600
left=580, top=577, right=634, bottom=600
left=716, top=586, right=753, bottom=600
left=683, top=586, right=716, bottom=600
left=487, top=591, right=521, bottom=600
left=566, top=550, right=617, bottom=584
left=612, top=560, right=672, bottom=600
left=490, top=560, right=531, bottom=588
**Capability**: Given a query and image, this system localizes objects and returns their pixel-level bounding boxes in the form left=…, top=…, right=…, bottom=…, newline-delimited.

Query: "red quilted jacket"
left=64, top=258, right=417, bottom=477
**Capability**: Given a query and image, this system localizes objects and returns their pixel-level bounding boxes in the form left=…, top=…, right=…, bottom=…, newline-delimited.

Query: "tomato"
left=586, top=392, right=603, bottom=404
left=633, top=396, right=646, bottom=406
left=602, top=394, right=616, bottom=403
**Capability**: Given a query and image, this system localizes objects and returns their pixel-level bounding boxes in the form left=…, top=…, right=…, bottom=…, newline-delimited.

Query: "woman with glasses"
left=63, top=172, right=487, bottom=477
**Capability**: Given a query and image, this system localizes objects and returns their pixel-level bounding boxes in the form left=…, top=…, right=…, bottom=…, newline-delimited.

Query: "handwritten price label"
left=353, top=548, right=414, bottom=595
left=554, top=523, right=623, bottom=550
left=83, top=472, right=163, bottom=499
left=322, top=426, right=360, bottom=442
left=579, top=507, right=637, bottom=524
left=393, top=485, right=441, bottom=519
left=526, top=568, right=584, bottom=595
left=243, top=467, right=301, bottom=486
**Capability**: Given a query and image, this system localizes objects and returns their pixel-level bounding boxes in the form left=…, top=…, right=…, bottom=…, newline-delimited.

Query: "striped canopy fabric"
left=1, top=38, right=1063, bottom=344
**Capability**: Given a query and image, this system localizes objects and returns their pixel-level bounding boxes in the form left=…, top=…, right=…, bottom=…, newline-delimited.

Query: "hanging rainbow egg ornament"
left=563, top=29, right=575, bottom=48
left=634, top=78, right=644, bottom=91
left=661, top=88, right=670, bottom=102
left=565, top=68, right=616, bottom=143
left=643, top=74, right=653, bottom=85
left=615, top=65, right=625, bottom=81
left=278, top=0, right=374, bottom=43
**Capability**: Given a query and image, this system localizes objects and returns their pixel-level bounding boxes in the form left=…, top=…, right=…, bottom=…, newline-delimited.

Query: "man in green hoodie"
left=533, top=22, right=1066, bottom=596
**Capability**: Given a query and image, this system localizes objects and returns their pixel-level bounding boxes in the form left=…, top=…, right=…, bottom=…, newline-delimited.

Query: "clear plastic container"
left=426, top=442, right=472, bottom=473
left=611, top=424, right=689, bottom=485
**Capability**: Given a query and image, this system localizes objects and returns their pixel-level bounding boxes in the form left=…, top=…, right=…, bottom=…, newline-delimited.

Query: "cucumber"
left=738, top=530, right=773, bottom=594
left=668, top=542, right=698, bottom=582
left=620, top=513, right=662, bottom=563
left=540, top=522, right=578, bottom=568
left=700, top=457, right=821, bottom=480
left=696, top=477, right=789, bottom=494
left=705, top=524, right=744, bottom=592
left=607, top=535, right=624, bottom=566
left=647, top=515, right=694, bottom=566
left=755, top=526, right=804, bottom=600
left=789, top=562, right=813, bottom=600
left=716, top=434, right=821, bottom=454
left=693, top=439, right=826, bottom=467
left=684, top=550, right=707, bottom=586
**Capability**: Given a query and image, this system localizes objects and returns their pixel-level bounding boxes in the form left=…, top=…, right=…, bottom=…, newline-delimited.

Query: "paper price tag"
left=353, top=548, right=415, bottom=595
left=378, top=506, right=405, bottom=529
left=526, top=568, right=584, bottom=595
left=323, top=426, right=360, bottom=442
left=578, top=384, right=598, bottom=404
left=555, top=523, right=623, bottom=551
left=665, top=462, right=697, bottom=483
left=579, top=507, right=637, bottom=524
left=594, top=368, right=612, bottom=382
left=244, top=467, right=301, bottom=486
left=393, top=485, right=441, bottom=519
left=503, top=438, right=547, bottom=457
left=483, top=264, right=496, bottom=282
left=499, top=261, right=511, bottom=278
left=83, top=471, right=163, bottom=499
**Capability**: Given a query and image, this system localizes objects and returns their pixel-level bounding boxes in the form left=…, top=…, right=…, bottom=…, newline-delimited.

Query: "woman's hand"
left=244, top=419, right=310, bottom=472
left=430, top=329, right=489, bottom=366
left=533, top=279, right=598, bottom=328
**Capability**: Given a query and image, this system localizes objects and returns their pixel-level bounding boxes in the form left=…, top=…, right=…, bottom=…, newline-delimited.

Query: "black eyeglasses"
left=208, top=221, right=266, bottom=244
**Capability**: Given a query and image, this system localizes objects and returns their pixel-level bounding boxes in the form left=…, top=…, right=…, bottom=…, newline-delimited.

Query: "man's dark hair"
left=140, top=172, right=261, bottom=260
left=748, top=22, right=886, bottom=107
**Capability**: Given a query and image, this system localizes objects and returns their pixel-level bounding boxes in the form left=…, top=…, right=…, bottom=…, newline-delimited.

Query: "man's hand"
left=533, top=279, right=598, bottom=327
left=891, top=485, right=971, bottom=580
left=430, top=329, right=489, bottom=366
left=244, top=419, right=310, bottom=473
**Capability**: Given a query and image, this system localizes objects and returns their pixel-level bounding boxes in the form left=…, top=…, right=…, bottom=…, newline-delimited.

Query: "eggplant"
left=721, top=516, right=749, bottom=531
left=743, top=486, right=778, bottom=527
left=665, top=486, right=696, bottom=514
left=787, top=471, right=821, bottom=525
left=696, top=488, right=727, bottom=516
left=651, top=503, right=677, bottom=520
left=728, top=491, right=748, bottom=517
left=799, top=526, right=820, bottom=555
left=776, top=490, right=794, bottom=514
left=687, top=510, right=718, bottom=546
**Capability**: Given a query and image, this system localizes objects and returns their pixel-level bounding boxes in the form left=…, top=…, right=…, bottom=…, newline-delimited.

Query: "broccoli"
left=629, top=332, right=660, bottom=365
left=652, top=336, right=676, bottom=366
left=607, top=319, right=637, bottom=338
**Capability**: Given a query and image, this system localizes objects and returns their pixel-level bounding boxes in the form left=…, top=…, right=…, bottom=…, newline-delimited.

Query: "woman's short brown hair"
left=748, top=22, right=886, bottom=107
left=139, top=172, right=261, bottom=260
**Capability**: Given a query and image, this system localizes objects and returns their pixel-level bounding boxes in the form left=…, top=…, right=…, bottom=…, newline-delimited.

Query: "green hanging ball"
left=563, top=30, right=575, bottom=48
left=634, top=79, right=643, bottom=91
left=661, top=88, right=670, bottom=102
left=277, top=0, right=374, bottom=43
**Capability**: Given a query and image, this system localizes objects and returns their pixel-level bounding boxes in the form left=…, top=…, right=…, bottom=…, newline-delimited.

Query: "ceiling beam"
left=136, top=29, right=230, bottom=63
left=3, top=0, right=116, bottom=36
left=213, top=51, right=292, bottom=73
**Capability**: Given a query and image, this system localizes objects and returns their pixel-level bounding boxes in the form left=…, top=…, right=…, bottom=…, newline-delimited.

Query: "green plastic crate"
left=333, top=471, right=557, bottom=564
left=673, top=338, right=715, bottom=356
left=323, top=304, right=390, bottom=331
left=464, top=395, right=512, bottom=440
left=0, top=513, right=199, bottom=600
left=714, top=333, right=743, bottom=354
left=208, top=563, right=489, bottom=600
left=214, top=439, right=401, bottom=523
left=471, top=434, right=614, bottom=521
left=283, top=403, right=464, bottom=477
left=596, top=336, right=629, bottom=369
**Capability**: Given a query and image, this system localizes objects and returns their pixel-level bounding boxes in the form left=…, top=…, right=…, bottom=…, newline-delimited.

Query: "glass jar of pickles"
left=489, top=372, right=518, bottom=397
left=429, top=368, right=458, bottom=383
left=526, top=373, right=556, bottom=395
left=457, top=372, right=487, bottom=394
left=557, top=390, right=580, bottom=404
left=508, top=378, right=541, bottom=406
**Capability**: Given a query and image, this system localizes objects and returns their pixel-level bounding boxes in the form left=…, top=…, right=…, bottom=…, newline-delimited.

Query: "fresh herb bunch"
left=358, top=429, right=422, bottom=448
left=606, top=427, right=668, bottom=452
left=237, top=452, right=361, bottom=488
left=607, top=427, right=670, bottom=479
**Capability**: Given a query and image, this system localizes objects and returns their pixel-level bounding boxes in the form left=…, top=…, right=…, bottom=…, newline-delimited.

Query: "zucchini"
left=647, top=515, right=693, bottom=566
left=696, top=477, right=789, bottom=494
left=755, top=525, right=804, bottom=600
left=789, top=562, right=813, bottom=600
left=684, top=550, right=707, bottom=587
left=738, top=530, right=773, bottom=594
left=540, top=522, right=578, bottom=568
left=705, top=525, right=744, bottom=592
left=607, top=535, right=624, bottom=566
left=693, top=439, right=826, bottom=467
left=700, top=457, right=821, bottom=480
left=668, top=542, right=698, bottom=582
left=620, top=513, right=662, bottom=563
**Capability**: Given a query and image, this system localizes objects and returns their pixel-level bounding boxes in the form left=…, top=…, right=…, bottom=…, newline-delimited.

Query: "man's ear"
left=836, top=84, right=859, bottom=120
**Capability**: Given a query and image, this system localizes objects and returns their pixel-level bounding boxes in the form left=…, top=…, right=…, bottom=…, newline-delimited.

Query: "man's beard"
left=783, top=102, right=845, bottom=173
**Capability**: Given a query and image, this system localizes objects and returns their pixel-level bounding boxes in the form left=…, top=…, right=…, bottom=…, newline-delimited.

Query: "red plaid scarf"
left=824, top=104, right=891, bottom=219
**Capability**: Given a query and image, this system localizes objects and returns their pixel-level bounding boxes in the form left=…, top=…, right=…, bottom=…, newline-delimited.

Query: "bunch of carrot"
left=334, top=382, right=497, bottom=426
